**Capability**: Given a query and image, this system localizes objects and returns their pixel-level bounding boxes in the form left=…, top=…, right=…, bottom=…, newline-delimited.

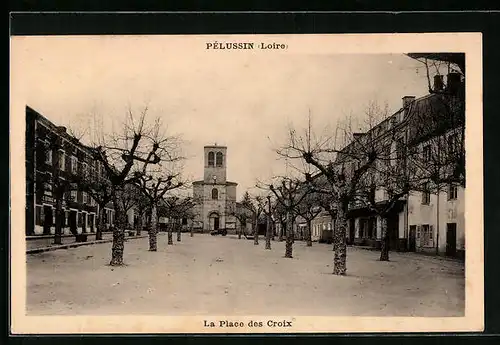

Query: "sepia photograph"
left=10, top=33, right=483, bottom=333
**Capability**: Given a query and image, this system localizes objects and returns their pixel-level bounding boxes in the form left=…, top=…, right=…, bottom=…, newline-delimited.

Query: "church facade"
left=192, top=145, right=238, bottom=232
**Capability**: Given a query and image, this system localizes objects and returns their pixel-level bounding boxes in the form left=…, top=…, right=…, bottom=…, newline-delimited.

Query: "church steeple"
left=204, top=145, right=227, bottom=184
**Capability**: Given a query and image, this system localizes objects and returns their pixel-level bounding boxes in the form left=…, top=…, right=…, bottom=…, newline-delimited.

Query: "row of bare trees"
left=235, top=55, right=465, bottom=276
left=35, top=105, right=196, bottom=266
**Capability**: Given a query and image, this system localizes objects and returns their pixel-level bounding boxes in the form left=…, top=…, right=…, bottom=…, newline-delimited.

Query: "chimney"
left=433, top=74, right=444, bottom=91
left=402, top=96, right=416, bottom=116
left=446, top=72, right=462, bottom=95
left=353, top=132, right=364, bottom=140
left=57, top=126, right=67, bottom=133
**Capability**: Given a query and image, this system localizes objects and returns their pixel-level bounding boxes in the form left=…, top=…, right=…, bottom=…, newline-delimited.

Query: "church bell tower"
left=203, top=145, right=227, bottom=185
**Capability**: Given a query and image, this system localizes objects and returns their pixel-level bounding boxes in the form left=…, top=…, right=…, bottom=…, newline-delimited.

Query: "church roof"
left=192, top=180, right=238, bottom=186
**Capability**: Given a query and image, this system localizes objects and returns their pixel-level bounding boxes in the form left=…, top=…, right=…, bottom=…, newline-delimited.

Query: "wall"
left=202, top=182, right=227, bottom=230
left=407, top=186, right=465, bottom=255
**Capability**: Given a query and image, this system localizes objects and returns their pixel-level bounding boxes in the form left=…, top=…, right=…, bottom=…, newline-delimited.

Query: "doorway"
left=409, top=225, right=417, bottom=252
left=69, top=210, right=78, bottom=235
left=88, top=214, right=94, bottom=232
left=213, top=216, right=219, bottom=230
left=446, top=223, right=457, bottom=257
left=43, top=206, right=53, bottom=235
left=348, top=218, right=355, bottom=244
left=82, top=213, right=87, bottom=233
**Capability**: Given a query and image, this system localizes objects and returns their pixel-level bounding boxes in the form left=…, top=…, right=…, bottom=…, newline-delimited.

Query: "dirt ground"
left=26, top=233, right=465, bottom=316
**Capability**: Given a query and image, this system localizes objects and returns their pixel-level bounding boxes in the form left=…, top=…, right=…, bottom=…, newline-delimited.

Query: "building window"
left=423, top=145, right=432, bottom=162
left=44, top=181, right=52, bottom=196
left=212, top=188, right=218, bottom=200
left=45, top=148, right=53, bottom=165
left=35, top=205, right=42, bottom=226
left=448, top=183, right=458, bottom=200
left=71, top=156, right=78, bottom=174
left=420, top=224, right=434, bottom=247
left=82, top=192, right=87, bottom=204
left=421, top=183, right=430, bottom=205
left=70, top=189, right=77, bottom=201
left=216, top=152, right=223, bottom=167
left=59, top=151, right=65, bottom=171
left=208, top=151, right=215, bottom=167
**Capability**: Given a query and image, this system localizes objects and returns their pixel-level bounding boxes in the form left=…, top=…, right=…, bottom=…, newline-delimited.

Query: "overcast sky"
left=13, top=36, right=431, bottom=200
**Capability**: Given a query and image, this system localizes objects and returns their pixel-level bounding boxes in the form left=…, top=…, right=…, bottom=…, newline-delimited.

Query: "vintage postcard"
left=10, top=32, right=483, bottom=333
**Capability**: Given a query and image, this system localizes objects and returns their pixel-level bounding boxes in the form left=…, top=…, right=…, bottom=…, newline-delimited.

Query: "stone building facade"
left=25, top=106, right=115, bottom=236
left=295, top=72, right=465, bottom=258
left=192, top=145, right=238, bottom=232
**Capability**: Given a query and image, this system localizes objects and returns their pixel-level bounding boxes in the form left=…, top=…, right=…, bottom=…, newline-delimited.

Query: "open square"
left=26, top=234, right=464, bottom=316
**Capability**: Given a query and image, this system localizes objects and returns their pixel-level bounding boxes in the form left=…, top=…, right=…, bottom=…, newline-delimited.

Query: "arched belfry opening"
left=208, top=151, right=215, bottom=167
left=216, top=152, right=223, bottom=167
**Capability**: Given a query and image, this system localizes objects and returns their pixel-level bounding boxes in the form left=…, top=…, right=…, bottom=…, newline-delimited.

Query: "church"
left=192, top=145, right=238, bottom=233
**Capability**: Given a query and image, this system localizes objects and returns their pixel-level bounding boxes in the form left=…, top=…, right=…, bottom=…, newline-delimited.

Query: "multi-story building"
left=296, top=72, right=465, bottom=258
left=25, top=106, right=115, bottom=236
left=192, top=145, right=238, bottom=232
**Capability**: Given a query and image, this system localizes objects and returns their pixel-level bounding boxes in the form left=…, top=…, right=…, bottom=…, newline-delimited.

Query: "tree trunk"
left=190, top=223, right=194, bottom=237
left=96, top=205, right=105, bottom=241
left=53, top=194, right=63, bottom=245
left=177, top=220, right=182, bottom=242
left=253, top=216, right=259, bottom=245
left=332, top=205, right=347, bottom=275
left=265, top=215, right=272, bottom=250
left=379, top=216, right=390, bottom=261
left=279, top=221, right=285, bottom=242
left=306, top=219, right=312, bottom=247
left=109, top=196, right=126, bottom=266
left=149, top=204, right=158, bottom=251
left=285, top=211, right=293, bottom=258
left=136, top=210, right=143, bottom=236
left=168, top=221, right=174, bottom=245
left=238, top=225, right=242, bottom=239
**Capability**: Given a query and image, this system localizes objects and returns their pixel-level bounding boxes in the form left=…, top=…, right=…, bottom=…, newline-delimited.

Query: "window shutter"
left=429, top=225, right=434, bottom=247
left=416, top=225, right=421, bottom=247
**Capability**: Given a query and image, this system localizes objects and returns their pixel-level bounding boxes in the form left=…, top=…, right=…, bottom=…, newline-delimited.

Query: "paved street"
left=26, top=233, right=465, bottom=316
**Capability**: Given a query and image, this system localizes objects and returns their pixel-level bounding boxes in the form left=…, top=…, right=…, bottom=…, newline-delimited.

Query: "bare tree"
left=78, top=160, right=113, bottom=241
left=294, top=191, right=322, bottom=247
left=231, top=201, right=252, bottom=239
left=132, top=191, right=150, bottom=236
left=135, top=172, right=183, bottom=251
left=273, top=200, right=288, bottom=241
left=277, top=111, right=379, bottom=274
left=88, top=106, right=182, bottom=266
left=353, top=129, right=423, bottom=261
left=253, top=194, right=275, bottom=250
left=174, top=197, right=196, bottom=242
left=239, top=191, right=264, bottom=245
left=268, top=177, right=310, bottom=258
left=160, top=195, right=194, bottom=244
